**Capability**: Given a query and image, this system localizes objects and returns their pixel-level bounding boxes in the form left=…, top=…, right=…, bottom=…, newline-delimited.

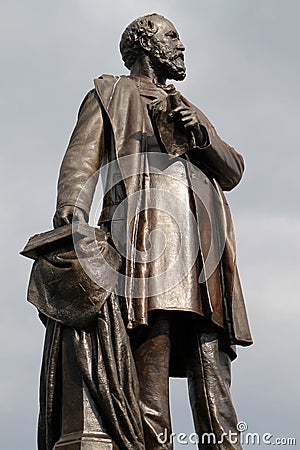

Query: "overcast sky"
left=1, top=1, right=299, bottom=449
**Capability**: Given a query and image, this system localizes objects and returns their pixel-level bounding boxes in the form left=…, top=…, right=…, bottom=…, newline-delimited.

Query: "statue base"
left=54, top=431, right=116, bottom=449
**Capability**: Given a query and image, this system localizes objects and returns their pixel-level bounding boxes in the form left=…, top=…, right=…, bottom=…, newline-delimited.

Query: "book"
left=20, top=224, right=107, bottom=260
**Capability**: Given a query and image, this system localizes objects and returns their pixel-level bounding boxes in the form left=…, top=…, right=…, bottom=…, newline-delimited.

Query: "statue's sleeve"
left=56, top=89, right=105, bottom=215
left=186, top=103, right=244, bottom=191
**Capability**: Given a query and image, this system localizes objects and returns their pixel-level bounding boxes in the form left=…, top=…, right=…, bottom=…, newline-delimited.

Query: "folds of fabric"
left=25, top=227, right=145, bottom=449
left=38, top=297, right=145, bottom=450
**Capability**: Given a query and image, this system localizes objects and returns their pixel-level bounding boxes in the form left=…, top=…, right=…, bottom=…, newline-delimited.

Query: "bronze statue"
left=24, top=12, right=252, bottom=450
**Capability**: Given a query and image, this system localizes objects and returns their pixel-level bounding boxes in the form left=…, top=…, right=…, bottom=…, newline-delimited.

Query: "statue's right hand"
left=53, top=206, right=87, bottom=228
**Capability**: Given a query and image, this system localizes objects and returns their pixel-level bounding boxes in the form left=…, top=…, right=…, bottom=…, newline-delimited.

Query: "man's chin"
left=168, top=60, right=187, bottom=81
left=153, top=56, right=186, bottom=81
left=167, top=68, right=186, bottom=81
left=172, top=70, right=186, bottom=81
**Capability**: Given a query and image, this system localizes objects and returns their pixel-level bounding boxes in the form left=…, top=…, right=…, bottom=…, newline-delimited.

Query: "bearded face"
left=150, top=40, right=186, bottom=81
left=147, top=17, right=186, bottom=81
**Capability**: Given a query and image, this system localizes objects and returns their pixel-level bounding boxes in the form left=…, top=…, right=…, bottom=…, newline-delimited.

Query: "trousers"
left=131, top=311, right=242, bottom=450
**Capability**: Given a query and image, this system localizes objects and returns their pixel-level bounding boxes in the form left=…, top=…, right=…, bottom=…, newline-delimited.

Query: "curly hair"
left=120, top=13, right=163, bottom=70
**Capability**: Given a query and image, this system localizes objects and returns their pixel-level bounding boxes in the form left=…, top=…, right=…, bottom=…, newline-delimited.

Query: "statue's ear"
left=139, top=35, right=151, bottom=53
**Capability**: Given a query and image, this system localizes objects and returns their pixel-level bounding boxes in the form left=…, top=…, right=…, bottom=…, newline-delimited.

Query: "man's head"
left=120, top=13, right=186, bottom=81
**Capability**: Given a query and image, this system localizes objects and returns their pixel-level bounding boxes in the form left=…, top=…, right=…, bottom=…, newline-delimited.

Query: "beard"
left=150, top=45, right=186, bottom=81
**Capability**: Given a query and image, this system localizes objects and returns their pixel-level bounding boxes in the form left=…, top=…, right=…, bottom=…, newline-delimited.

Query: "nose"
left=177, top=40, right=185, bottom=51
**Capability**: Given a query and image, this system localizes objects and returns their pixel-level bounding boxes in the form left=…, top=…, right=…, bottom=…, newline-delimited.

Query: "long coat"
left=56, top=74, right=252, bottom=348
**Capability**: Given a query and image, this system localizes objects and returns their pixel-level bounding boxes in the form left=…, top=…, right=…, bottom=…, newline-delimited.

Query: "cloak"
left=57, top=74, right=252, bottom=348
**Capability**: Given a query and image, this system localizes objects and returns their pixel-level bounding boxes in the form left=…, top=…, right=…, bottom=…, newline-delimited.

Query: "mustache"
left=153, top=48, right=185, bottom=62
left=171, top=52, right=184, bottom=61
